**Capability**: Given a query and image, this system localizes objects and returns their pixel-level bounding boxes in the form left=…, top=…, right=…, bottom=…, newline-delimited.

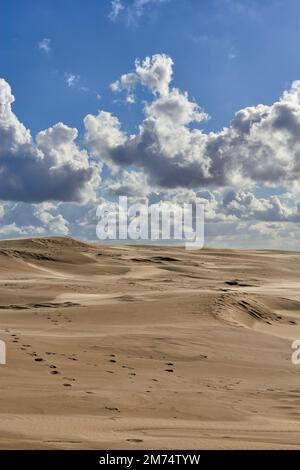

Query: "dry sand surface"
left=0, top=236, right=300, bottom=449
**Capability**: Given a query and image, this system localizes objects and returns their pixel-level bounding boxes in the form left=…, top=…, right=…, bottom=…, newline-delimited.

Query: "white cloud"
left=65, top=75, right=97, bottom=97
left=111, top=54, right=173, bottom=97
left=106, top=170, right=150, bottom=197
left=0, top=201, right=70, bottom=238
left=84, top=111, right=126, bottom=163
left=38, top=38, right=51, bottom=53
left=127, top=0, right=170, bottom=24
left=126, top=94, right=135, bottom=104
left=2, top=53, right=300, bottom=248
left=108, top=0, right=171, bottom=25
left=65, top=73, right=80, bottom=88
left=33, top=204, right=69, bottom=235
left=88, top=54, right=300, bottom=192
left=0, top=78, right=100, bottom=202
left=220, top=190, right=300, bottom=222
left=109, top=0, right=125, bottom=21
left=111, top=72, right=138, bottom=93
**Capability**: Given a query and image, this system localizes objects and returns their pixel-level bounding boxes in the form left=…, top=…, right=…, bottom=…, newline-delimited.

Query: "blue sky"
left=1, top=0, right=300, bottom=248
left=3, top=0, right=300, bottom=135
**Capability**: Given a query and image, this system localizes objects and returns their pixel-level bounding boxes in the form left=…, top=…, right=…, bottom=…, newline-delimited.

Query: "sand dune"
left=0, top=236, right=300, bottom=449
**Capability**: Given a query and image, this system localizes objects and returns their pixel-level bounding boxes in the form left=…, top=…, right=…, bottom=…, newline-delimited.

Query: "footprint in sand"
left=105, top=406, right=120, bottom=413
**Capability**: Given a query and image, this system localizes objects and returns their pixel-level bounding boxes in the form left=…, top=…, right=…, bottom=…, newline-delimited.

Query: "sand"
left=0, top=236, right=299, bottom=449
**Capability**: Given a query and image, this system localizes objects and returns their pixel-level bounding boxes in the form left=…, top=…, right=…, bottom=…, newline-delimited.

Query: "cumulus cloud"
left=0, top=201, right=70, bottom=238
left=220, top=190, right=300, bottom=222
left=84, top=111, right=126, bottom=163
left=110, top=53, right=173, bottom=97
left=106, top=170, right=151, bottom=197
left=0, top=78, right=99, bottom=202
left=2, top=53, right=300, bottom=248
left=86, top=53, right=300, bottom=192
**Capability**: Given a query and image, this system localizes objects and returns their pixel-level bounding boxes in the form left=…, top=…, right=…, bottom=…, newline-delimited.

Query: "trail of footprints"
left=11, top=328, right=208, bottom=388
left=8, top=329, right=210, bottom=411
left=8, top=307, right=75, bottom=386
left=105, top=353, right=177, bottom=384
left=8, top=330, right=77, bottom=387
left=41, top=310, right=73, bottom=326
left=7, top=328, right=216, bottom=432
